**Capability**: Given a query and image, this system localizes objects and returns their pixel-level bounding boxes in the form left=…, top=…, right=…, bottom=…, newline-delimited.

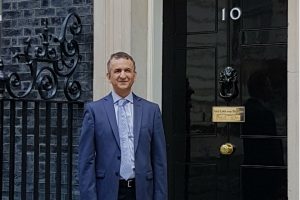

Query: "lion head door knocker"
left=219, top=66, right=239, bottom=102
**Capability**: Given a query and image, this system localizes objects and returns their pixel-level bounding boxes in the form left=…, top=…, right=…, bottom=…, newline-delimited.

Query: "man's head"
left=106, top=52, right=136, bottom=97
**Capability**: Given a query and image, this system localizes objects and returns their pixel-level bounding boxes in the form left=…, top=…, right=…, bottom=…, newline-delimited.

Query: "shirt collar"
left=111, top=90, right=133, bottom=104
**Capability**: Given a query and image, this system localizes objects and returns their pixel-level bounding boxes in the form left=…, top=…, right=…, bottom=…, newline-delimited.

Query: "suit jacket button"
left=115, top=172, right=119, bottom=176
left=117, top=156, right=121, bottom=160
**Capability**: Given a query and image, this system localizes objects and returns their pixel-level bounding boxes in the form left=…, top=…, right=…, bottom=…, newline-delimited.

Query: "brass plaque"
left=212, top=106, right=245, bottom=122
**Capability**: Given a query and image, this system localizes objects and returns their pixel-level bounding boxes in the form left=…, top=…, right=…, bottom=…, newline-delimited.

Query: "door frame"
left=287, top=0, right=299, bottom=199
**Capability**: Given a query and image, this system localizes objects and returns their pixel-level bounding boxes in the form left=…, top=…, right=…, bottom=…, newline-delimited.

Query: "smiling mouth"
left=118, top=82, right=128, bottom=84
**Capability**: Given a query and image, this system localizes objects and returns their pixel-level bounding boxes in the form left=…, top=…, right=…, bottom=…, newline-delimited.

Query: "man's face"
left=107, top=58, right=136, bottom=97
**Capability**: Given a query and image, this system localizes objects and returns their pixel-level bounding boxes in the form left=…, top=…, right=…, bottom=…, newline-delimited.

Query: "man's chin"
left=117, top=85, right=127, bottom=88
left=115, top=85, right=131, bottom=91
left=117, top=83, right=130, bottom=88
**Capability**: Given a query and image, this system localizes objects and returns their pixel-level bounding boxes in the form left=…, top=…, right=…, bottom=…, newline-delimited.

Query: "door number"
left=222, top=7, right=242, bottom=21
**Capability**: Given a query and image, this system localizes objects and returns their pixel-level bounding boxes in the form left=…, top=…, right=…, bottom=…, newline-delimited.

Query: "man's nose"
left=120, top=70, right=126, bottom=78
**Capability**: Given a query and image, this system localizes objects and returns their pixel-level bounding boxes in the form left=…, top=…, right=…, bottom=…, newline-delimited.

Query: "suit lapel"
left=103, top=93, right=120, bottom=149
left=133, top=94, right=142, bottom=153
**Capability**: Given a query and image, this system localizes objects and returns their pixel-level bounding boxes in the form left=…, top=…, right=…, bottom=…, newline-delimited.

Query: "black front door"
left=163, top=0, right=287, bottom=199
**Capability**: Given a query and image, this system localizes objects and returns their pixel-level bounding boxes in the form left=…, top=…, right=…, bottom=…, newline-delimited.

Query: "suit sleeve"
left=151, top=105, right=168, bottom=200
left=78, top=103, right=97, bottom=200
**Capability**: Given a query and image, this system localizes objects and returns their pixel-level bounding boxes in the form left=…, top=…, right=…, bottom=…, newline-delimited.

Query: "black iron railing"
left=0, top=13, right=85, bottom=200
left=1, top=99, right=83, bottom=199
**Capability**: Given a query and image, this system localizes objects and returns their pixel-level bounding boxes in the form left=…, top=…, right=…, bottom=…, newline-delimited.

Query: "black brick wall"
left=1, top=0, right=93, bottom=199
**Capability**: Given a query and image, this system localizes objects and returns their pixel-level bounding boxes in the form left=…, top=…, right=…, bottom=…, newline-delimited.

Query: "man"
left=78, top=52, right=168, bottom=200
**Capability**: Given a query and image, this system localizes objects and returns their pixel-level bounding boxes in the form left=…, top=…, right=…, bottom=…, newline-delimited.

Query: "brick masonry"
left=1, top=0, right=93, bottom=199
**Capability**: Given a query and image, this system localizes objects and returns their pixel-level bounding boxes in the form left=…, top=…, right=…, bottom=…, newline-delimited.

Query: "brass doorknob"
left=220, top=143, right=234, bottom=155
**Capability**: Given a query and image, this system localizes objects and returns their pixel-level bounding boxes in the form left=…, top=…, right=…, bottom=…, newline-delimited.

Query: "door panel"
left=241, top=29, right=287, bottom=45
left=240, top=46, right=287, bottom=137
left=187, top=0, right=218, bottom=33
left=187, top=48, right=216, bottom=134
left=242, top=0, right=287, bottom=29
left=163, top=0, right=287, bottom=199
left=239, top=4, right=287, bottom=196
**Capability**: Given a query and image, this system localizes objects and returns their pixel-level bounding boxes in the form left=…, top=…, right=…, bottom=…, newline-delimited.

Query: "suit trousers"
left=118, top=180, right=136, bottom=200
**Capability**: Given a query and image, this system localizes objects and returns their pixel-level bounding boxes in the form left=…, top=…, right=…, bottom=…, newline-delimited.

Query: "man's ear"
left=106, top=72, right=110, bottom=79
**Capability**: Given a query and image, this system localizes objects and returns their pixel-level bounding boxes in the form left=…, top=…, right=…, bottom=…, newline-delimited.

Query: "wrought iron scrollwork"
left=219, top=66, right=239, bottom=102
left=5, top=12, right=82, bottom=100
